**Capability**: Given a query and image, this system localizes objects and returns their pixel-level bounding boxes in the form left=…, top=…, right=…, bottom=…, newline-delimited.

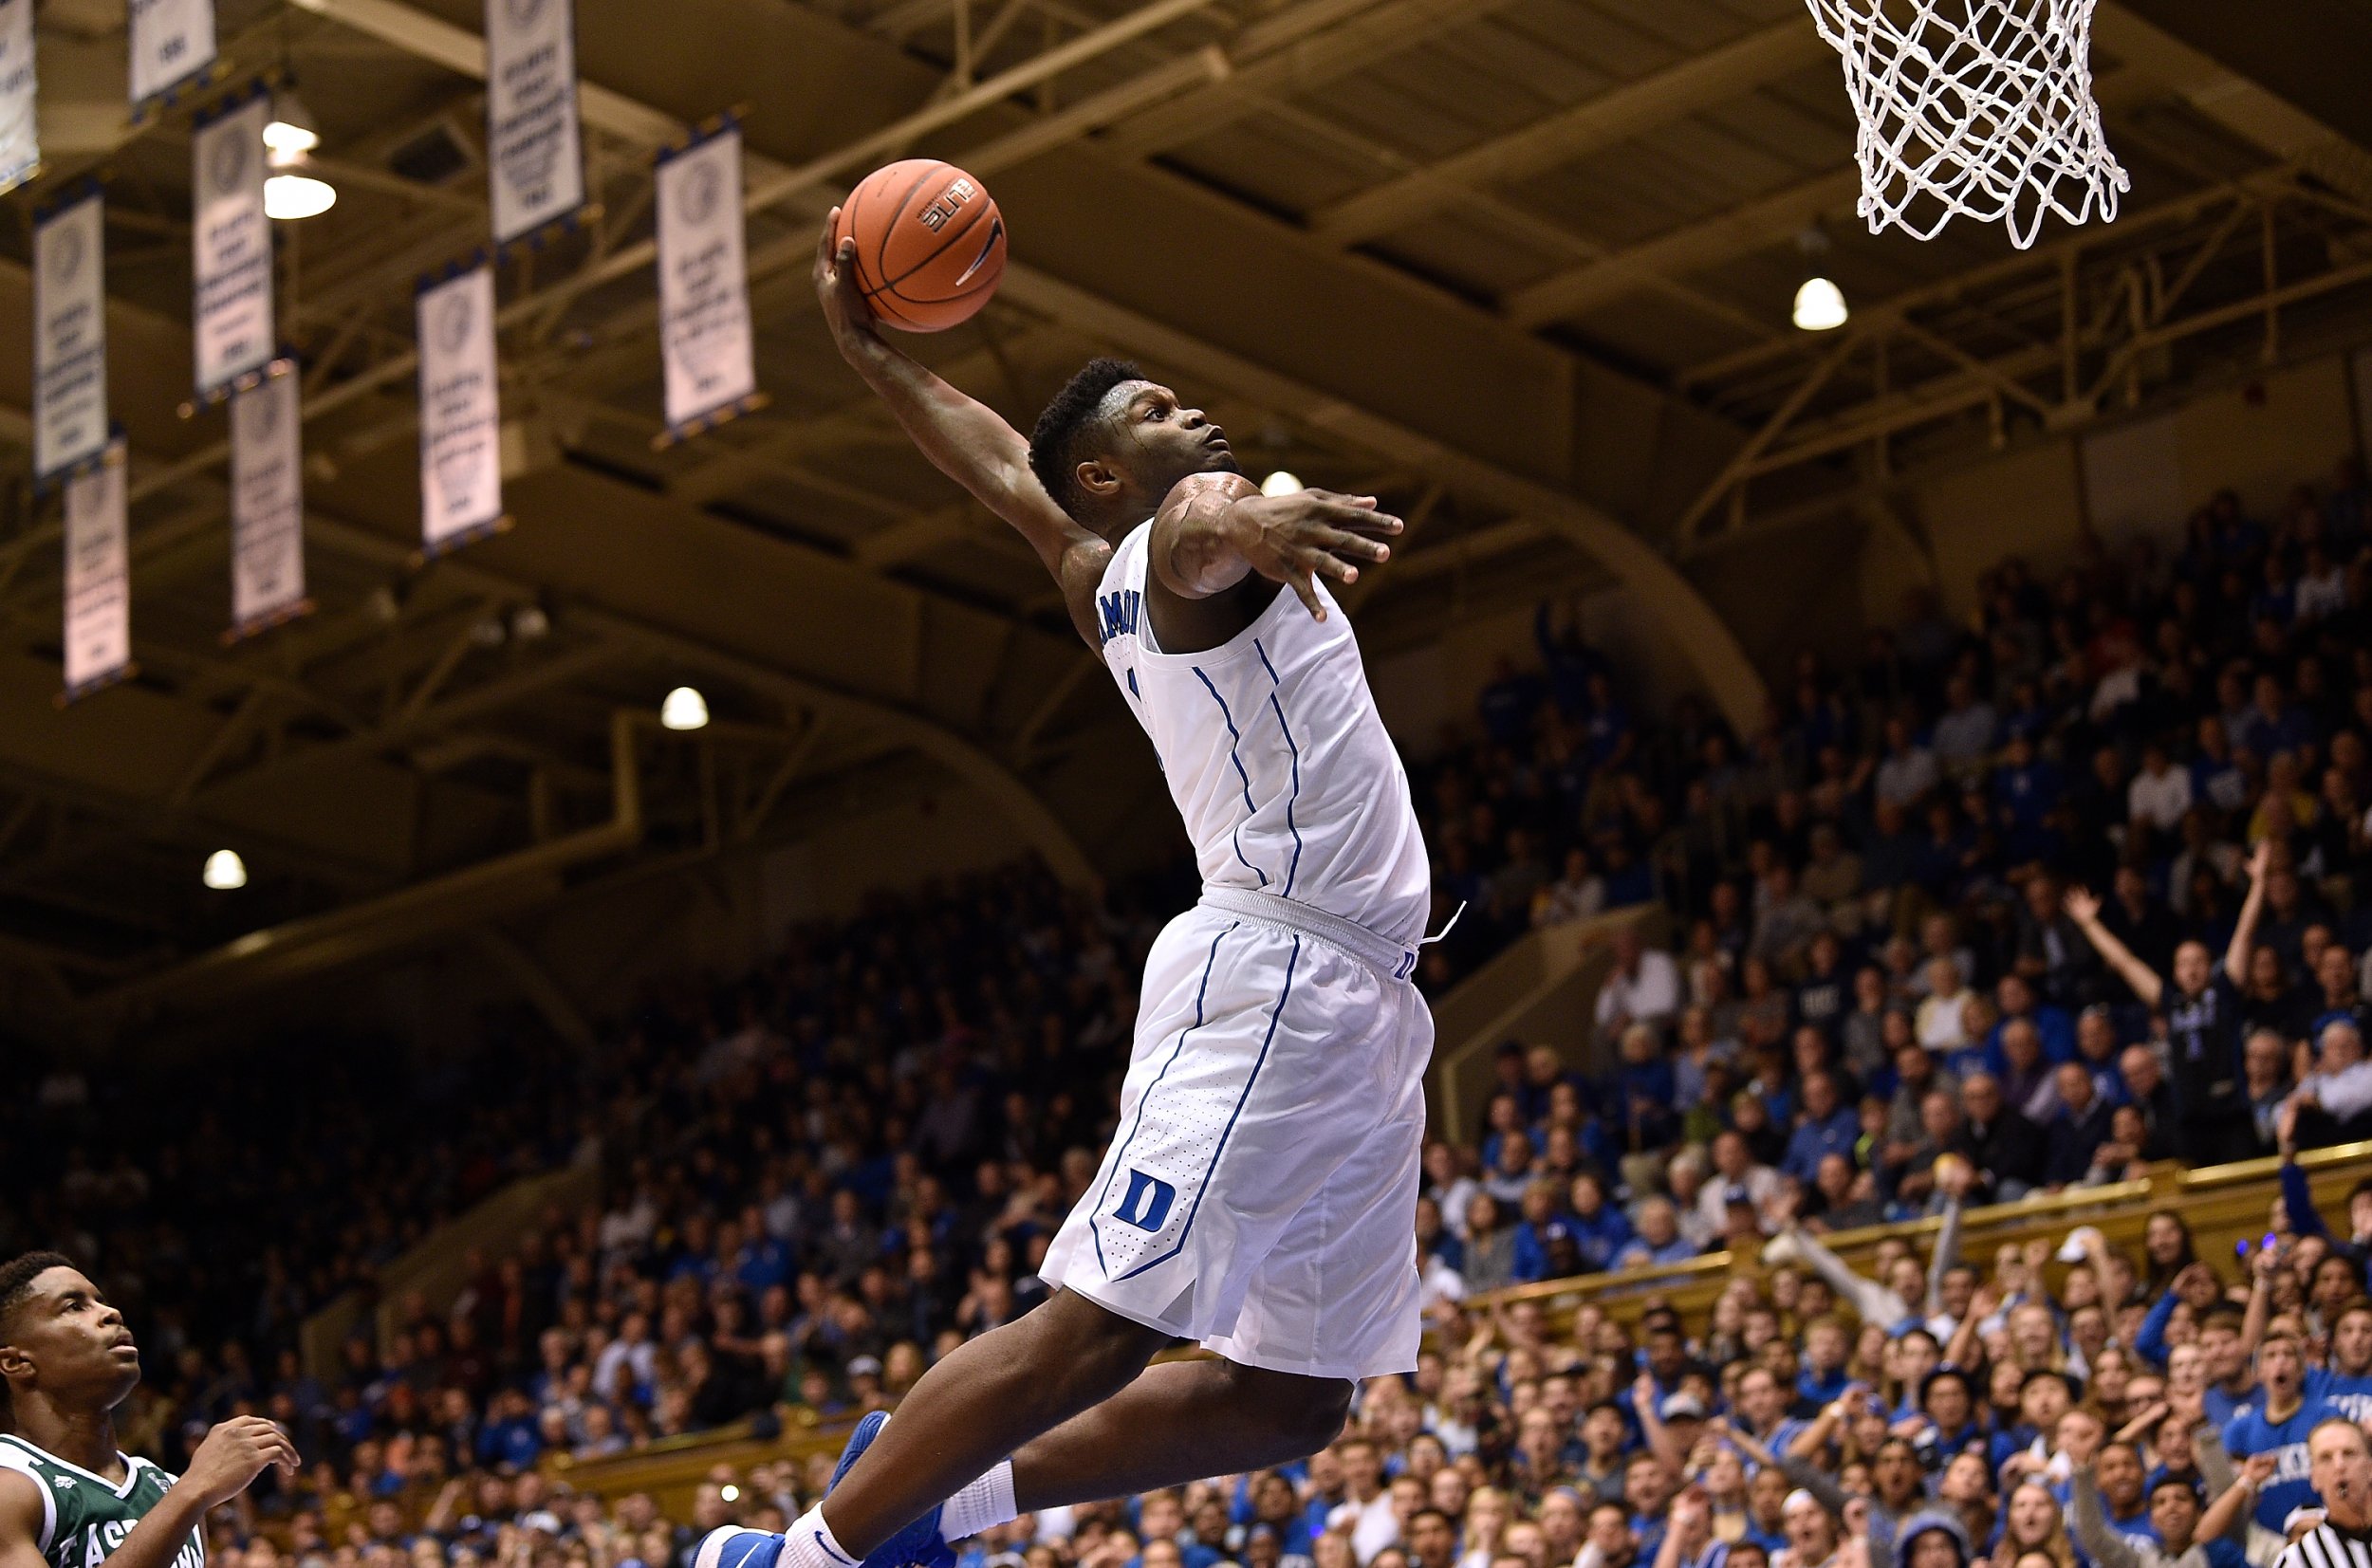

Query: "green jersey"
left=0, top=1435, right=200, bottom=1568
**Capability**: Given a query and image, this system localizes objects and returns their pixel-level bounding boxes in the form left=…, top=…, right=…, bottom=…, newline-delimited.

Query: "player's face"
left=0, top=1266, right=140, bottom=1405
left=1096, top=381, right=1240, bottom=497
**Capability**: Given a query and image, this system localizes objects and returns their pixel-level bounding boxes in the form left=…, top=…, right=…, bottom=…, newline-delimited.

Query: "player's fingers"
left=1314, top=527, right=1391, bottom=563
left=816, top=210, right=841, bottom=273
left=1323, top=502, right=1402, bottom=535
left=1306, top=548, right=1359, bottom=586
left=1305, top=489, right=1378, bottom=509
left=1288, top=571, right=1327, bottom=621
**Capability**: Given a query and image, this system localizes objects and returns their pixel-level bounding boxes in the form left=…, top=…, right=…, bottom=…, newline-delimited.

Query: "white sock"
left=781, top=1507, right=860, bottom=1568
left=939, top=1461, right=1019, bottom=1542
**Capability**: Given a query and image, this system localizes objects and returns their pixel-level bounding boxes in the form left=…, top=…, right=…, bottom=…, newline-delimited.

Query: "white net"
left=1806, top=0, right=2129, bottom=249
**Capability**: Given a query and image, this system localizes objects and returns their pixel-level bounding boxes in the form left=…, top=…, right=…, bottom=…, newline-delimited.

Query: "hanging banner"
left=33, top=191, right=108, bottom=484
left=191, top=92, right=272, bottom=400
left=655, top=124, right=760, bottom=443
left=128, top=0, right=216, bottom=118
left=0, top=0, right=37, bottom=195
left=63, top=440, right=130, bottom=699
left=484, top=0, right=584, bottom=245
left=417, top=267, right=503, bottom=551
left=230, top=363, right=306, bottom=636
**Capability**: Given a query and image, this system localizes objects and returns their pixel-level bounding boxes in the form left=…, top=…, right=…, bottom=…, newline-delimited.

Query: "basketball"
left=833, top=159, right=1007, bottom=333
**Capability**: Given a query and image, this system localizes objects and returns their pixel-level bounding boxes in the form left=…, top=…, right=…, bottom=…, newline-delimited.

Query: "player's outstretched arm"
left=1149, top=473, right=1400, bottom=618
left=814, top=213, right=1109, bottom=645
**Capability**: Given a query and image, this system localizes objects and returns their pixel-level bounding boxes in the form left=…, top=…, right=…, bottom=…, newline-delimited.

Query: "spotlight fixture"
left=202, top=849, right=249, bottom=890
left=660, top=687, right=710, bottom=731
left=1791, top=227, right=1848, bottom=331
left=263, top=86, right=320, bottom=157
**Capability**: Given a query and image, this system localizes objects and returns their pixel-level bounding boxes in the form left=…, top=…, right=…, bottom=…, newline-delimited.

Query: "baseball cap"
left=1661, top=1393, right=1707, bottom=1420
left=847, top=1355, right=883, bottom=1378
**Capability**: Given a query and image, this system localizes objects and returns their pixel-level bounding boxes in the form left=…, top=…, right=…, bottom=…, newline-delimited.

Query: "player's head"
left=1027, top=359, right=1240, bottom=527
left=0, top=1251, right=141, bottom=1416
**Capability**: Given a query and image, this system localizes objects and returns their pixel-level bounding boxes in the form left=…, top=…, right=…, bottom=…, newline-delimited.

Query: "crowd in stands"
left=11, top=457, right=2372, bottom=1568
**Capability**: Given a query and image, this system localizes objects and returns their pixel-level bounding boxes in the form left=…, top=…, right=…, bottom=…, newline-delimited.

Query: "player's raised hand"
left=814, top=210, right=879, bottom=350
left=180, top=1414, right=299, bottom=1506
left=1232, top=488, right=1402, bottom=620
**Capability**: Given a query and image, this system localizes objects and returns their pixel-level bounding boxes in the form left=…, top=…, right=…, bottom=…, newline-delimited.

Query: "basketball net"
left=1806, top=0, right=2128, bottom=249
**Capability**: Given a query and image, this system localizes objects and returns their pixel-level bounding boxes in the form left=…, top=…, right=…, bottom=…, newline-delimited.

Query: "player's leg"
left=1003, top=1356, right=1351, bottom=1508
left=730, top=917, right=1390, bottom=1568
left=812, top=1287, right=1172, bottom=1552
left=820, top=1321, right=1350, bottom=1555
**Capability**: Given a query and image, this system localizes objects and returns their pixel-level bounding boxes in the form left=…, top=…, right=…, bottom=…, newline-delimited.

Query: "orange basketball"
left=833, top=160, right=1007, bottom=333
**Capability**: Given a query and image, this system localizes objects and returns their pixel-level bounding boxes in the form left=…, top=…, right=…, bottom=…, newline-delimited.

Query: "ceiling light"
left=660, top=687, right=710, bottom=731
left=1260, top=470, right=1302, bottom=497
left=203, top=850, right=249, bottom=890
left=265, top=172, right=337, bottom=220
left=264, top=87, right=320, bottom=158
left=1792, top=276, right=1848, bottom=331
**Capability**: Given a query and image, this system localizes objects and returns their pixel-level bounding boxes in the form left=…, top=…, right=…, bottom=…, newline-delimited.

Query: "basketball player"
left=0, top=1252, right=297, bottom=1568
left=699, top=217, right=1436, bottom=1568
left=2272, top=1418, right=2372, bottom=1568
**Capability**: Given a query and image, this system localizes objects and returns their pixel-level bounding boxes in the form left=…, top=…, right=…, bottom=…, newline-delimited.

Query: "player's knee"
left=1247, top=1369, right=1354, bottom=1454
left=1042, top=1292, right=1167, bottom=1396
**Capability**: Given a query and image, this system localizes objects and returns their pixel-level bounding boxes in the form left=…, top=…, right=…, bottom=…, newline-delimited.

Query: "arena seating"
left=10, top=459, right=2372, bottom=1568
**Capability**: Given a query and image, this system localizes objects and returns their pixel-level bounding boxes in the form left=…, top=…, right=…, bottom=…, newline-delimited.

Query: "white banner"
left=231, top=366, right=306, bottom=634
left=192, top=94, right=272, bottom=398
left=128, top=0, right=216, bottom=113
left=0, top=0, right=36, bottom=195
left=63, top=441, right=130, bottom=696
left=33, top=192, right=108, bottom=482
left=657, top=127, right=757, bottom=436
left=485, top=0, right=584, bottom=244
left=417, top=267, right=503, bottom=549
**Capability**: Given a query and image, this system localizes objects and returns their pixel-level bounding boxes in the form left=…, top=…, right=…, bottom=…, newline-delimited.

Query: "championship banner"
left=128, top=0, right=217, bottom=118
left=191, top=92, right=272, bottom=400
left=33, top=190, right=108, bottom=484
left=655, top=123, right=760, bottom=444
left=0, top=0, right=38, bottom=196
left=229, top=362, right=307, bottom=638
left=417, top=267, right=504, bottom=553
left=484, top=0, right=585, bottom=245
left=62, top=440, right=131, bottom=701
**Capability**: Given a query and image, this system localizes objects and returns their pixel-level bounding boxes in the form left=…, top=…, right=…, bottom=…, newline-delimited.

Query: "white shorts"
left=1040, top=888, right=1435, bottom=1381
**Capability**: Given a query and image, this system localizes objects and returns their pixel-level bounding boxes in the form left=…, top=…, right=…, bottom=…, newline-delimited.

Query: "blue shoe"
left=831, top=1412, right=954, bottom=1568
left=695, top=1530, right=786, bottom=1568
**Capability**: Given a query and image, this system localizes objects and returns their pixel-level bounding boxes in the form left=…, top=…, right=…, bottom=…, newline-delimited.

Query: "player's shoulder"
left=0, top=1448, right=52, bottom=1544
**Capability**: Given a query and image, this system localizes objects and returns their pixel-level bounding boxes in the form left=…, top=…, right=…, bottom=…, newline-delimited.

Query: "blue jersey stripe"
left=1116, top=935, right=1301, bottom=1282
left=1253, top=638, right=1306, bottom=897
left=1090, top=921, right=1237, bottom=1277
left=1193, top=666, right=1268, bottom=888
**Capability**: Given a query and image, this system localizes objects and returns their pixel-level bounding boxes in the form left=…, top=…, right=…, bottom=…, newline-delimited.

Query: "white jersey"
left=1092, top=520, right=1431, bottom=950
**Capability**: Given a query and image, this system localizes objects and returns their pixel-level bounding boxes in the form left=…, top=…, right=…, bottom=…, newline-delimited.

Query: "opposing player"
left=700, top=218, right=1436, bottom=1568
left=0, top=1252, right=297, bottom=1568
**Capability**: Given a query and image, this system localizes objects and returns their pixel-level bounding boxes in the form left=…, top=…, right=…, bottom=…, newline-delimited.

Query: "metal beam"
left=1096, top=0, right=1520, bottom=159
left=276, top=0, right=1761, bottom=729
left=1503, top=66, right=2155, bottom=333
left=2094, top=1, right=2372, bottom=204
left=1310, top=19, right=1828, bottom=247
left=1504, top=167, right=1862, bottom=330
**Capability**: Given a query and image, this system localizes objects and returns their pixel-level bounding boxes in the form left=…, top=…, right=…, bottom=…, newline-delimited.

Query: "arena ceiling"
left=3, top=0, right=2372, bottom=1033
